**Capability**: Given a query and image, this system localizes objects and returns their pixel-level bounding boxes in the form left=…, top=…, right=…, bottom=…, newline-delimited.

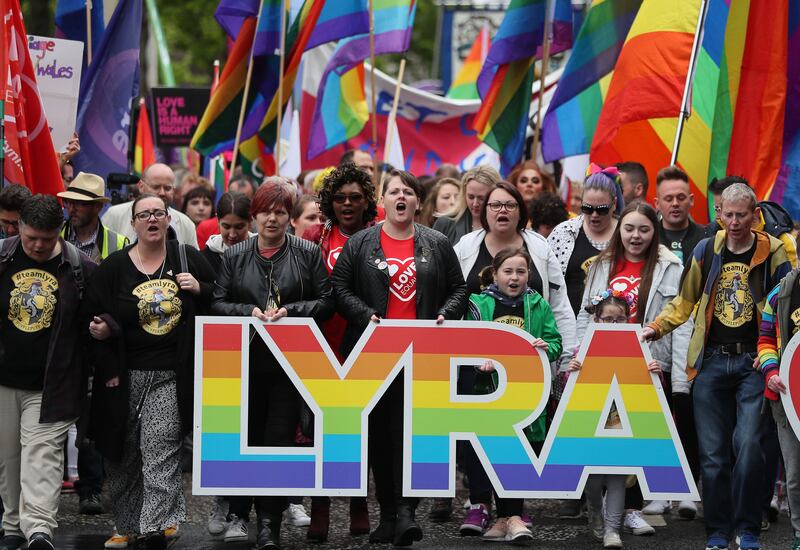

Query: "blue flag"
left=73, top=0, right=142, bottom=179
left=55, top=0, right=105, bottom=65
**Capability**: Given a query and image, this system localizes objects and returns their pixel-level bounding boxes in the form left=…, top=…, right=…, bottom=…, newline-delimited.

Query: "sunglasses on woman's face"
left=581, top=203, right=611, bottom=216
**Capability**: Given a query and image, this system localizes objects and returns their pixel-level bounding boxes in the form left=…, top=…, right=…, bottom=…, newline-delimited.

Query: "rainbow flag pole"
left=275, top=0, right=288, bottom=174
left=229, top=0, right=265, bottom=177
left=368, top=0, right=378, bottom=158
left=379, top=57, right=407, bottom=195
left=670, top=0, right=710, bottom=164
left=531, top=0, right=554, bottom=158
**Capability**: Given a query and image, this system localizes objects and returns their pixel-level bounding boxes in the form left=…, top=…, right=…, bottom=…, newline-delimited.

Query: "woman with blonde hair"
left=432, top=165, right=500, bottom=245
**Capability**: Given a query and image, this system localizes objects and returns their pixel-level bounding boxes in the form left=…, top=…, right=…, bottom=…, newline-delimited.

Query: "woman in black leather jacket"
left=211, top=179, right=333, bottom=550
left=331, top=170, right=467, bottom=547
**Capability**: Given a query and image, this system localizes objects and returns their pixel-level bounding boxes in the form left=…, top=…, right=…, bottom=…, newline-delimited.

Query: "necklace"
left=134, top=244, right=166, bottom=282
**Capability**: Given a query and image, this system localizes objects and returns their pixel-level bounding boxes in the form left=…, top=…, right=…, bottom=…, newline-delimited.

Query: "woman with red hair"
left=211, top=179, right=334, bottom=550
left=508, top=160, right=556, bottom=204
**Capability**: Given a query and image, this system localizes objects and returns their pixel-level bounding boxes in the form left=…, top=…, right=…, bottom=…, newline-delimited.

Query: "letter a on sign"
left=541, top=324, right=700, bottom=500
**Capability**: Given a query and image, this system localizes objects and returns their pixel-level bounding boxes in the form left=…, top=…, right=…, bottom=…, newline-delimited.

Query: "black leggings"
left=369, top=376, right=417, bottom=517
left=228, top=369, right=300, bottom=519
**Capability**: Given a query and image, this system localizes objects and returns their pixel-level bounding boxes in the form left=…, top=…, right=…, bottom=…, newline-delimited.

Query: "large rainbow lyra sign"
left=193, top=318, right=699, bottom=500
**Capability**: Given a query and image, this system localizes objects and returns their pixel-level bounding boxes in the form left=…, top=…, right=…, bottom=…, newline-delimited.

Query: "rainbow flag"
left=192, top=0, right=369, bottom=169
left=306, top=0, right=417, bottom=159
left=473, top=0, right=572, bottom=173
left=446, top=25, right=489, bottom=100
left=590, top=0, right=702, bottom=162
left=245, top=0, right=372, bottom=154
left=541, top=0, right=642, bottom=163
left=133, top=98, right=155, bottom=176
left=191, top=17, right=257, bottom=157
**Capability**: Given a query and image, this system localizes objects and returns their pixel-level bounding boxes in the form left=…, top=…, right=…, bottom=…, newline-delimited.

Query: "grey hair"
left=720, top=182, right=757, bottom=211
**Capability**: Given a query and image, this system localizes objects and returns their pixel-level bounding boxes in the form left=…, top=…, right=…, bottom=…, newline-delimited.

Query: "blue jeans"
left=693, top=347, right=766, bottom=538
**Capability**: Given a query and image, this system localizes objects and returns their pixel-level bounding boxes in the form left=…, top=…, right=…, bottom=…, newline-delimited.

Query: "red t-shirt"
left=324, top=226, right=349, bottom=275
left=610, top=258, right=645, bottom=319
left=380, top=230, right=416, bottom=320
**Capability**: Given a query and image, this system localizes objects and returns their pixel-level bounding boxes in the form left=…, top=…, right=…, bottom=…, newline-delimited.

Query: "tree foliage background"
left=23, top=0, right=437, bottom=87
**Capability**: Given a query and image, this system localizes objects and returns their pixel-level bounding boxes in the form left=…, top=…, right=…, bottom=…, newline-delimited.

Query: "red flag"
left=3, top=0, right=62, bottom=195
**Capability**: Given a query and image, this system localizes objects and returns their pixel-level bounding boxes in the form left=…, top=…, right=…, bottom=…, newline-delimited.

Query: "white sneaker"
left=284, top=503, right=311, bottom=527
left=224, top=514, right=248, bottom=543
left=642, top=500, right=671, bottom=515
left=208, top=496, right=229, bottom=535
left=677, top=500, right=697, bottom=520
left=603, top=529, right=623, bottom=548
left=623, top=510, right=655, bottom=535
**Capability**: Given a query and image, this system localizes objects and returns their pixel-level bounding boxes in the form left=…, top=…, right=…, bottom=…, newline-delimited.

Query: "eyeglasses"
left=599, top=316, right=629, bottom=324
left=487, top=201, right=519, bottom=212
left=0, top=218, right=18, bottom=230
left=133, top=209, right=168, bottom=222
left=332, top=192, right=365, bottom=204
left=581, top=203, right=612, bottom=216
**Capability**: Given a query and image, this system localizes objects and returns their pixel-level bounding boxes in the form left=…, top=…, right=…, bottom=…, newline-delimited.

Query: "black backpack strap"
left=62, top=241, right=85, bottom=298
left=178, top=243, right=188, bottom=274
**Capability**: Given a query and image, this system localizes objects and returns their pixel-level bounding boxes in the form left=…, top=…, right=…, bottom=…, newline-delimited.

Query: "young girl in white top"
left=568, top=289, right=661, bottom=549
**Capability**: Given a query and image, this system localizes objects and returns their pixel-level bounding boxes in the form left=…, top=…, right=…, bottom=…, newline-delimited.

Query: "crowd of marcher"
left=0, top=147, right=799, bottom=550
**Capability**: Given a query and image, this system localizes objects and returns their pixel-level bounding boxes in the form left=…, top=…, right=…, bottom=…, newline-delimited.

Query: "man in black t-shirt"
left=654, top=166, right=706, bottom=267
left=644, top=184, right=791, bottom=550
left=0, top=195, right=96, bottom=550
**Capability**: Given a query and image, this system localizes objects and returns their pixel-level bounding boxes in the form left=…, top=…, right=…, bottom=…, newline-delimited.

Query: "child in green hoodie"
left=466, top=247, right=562, bottom=544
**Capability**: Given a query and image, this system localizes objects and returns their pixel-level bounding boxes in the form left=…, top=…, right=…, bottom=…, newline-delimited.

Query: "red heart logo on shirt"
left=386, top=256, right=416, bottom=302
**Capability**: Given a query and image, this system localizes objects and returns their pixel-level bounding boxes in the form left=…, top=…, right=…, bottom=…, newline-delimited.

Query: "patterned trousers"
left=105, top=370, right=186, bottom=534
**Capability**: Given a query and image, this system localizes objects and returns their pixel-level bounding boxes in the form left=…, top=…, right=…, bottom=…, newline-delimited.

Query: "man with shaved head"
left=101, top=163, right=199, bottom=247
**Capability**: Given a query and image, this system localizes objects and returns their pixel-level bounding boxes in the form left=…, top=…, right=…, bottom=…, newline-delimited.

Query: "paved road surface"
left=51, top=474, right=794, bottom=549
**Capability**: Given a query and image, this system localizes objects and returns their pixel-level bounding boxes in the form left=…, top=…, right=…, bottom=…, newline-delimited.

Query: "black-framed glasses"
left=332, top=192, right=365, bottom=204
left=599, top=316, right=629, bottom=324
left=581, top=203, right=612, bottom=216
left=133, top=209, right=168, bottom=222
left=487, top=201, right=519, bottom=212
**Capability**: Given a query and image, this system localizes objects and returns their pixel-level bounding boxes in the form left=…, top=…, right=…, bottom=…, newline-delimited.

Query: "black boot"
left=393, top=502, right=422, bottom=546
left=369, top=513, right=396, bottom=544
left=255, top=515, right=281, bottom=550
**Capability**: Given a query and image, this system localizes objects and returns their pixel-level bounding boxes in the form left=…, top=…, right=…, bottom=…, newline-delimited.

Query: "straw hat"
left=57, top=172, right=110, bottom=203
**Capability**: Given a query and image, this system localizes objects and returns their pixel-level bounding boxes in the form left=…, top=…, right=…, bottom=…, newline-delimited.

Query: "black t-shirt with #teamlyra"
left=789, top=274, right=800, bottom=337
left=708, top=241, right=759, bottom=346
left=117, top=253, right=182, bottom=371
left=0, top=246, right=61, bottom=390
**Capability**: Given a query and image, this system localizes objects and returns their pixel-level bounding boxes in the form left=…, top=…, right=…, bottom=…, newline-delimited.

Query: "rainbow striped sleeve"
left=758, top=285, right=782, bottom=375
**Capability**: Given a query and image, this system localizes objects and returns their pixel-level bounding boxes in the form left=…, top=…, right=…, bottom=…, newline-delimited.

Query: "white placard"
left=27, top=35, right=84, bottom=152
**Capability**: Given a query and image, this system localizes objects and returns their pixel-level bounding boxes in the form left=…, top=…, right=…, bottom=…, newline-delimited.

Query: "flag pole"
left=379, top=57, right=406, bottom=196
left=368, top=0, right=378, bottom=161
left=230, top=0, right=265, bottom=179
left=275, top=0, right=288, bottom=176
left=85, top=0, right=93, bottom=65
left=531, top=0, right=553, bottom=162
left=670, top=0, right=709, bottom=165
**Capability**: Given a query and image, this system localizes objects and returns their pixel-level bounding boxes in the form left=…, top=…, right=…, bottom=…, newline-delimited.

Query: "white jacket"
left=575, top=245, right=693, bottom=394
left=454, top=229, right=576, bottom=369
left=101, top=202, right=199, bottom=248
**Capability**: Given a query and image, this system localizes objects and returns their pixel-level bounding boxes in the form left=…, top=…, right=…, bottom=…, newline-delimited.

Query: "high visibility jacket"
left=61, top=222, right=129, bottom=263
